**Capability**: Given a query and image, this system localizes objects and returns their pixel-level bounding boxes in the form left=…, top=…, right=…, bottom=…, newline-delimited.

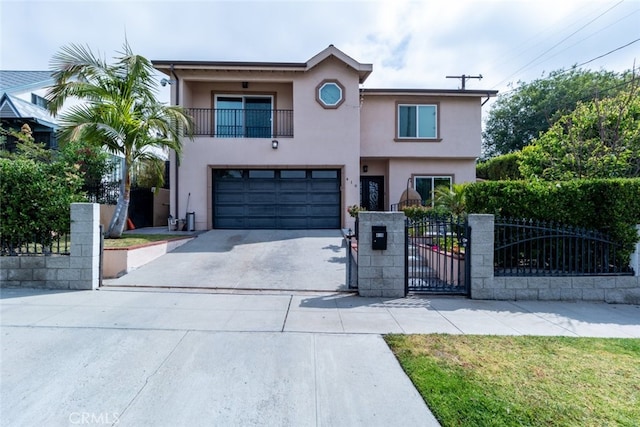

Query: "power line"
left=492, top=0, right=626, bottom=90
left=519, top=9, right=640, bottom=71
left=494, top=41, right=639, bottom=98
left=575, top=38, right=640, bottom=68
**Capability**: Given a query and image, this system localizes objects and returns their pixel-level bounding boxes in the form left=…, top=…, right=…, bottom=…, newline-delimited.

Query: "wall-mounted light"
left=272, top=140, right=278, bottom=149
left=242, top=81, right=249, bottom=89
left=160, top=78, right=176, bottom=87
left=362, top=165, right=368, bottom=173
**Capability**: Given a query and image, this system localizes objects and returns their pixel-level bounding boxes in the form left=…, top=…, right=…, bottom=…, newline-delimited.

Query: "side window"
left=31, top=93, right=49, bottom=109
left=414, top=176, right=451, bottom=207
left=398, top=104, right=437, bottom=139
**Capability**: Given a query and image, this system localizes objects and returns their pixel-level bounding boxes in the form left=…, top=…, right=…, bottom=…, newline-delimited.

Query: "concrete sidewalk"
left=2, top=288, right=639, bottom=426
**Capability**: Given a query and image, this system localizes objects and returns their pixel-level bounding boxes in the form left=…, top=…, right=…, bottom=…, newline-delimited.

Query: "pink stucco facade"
left=153, top=46, right=496, bottom=230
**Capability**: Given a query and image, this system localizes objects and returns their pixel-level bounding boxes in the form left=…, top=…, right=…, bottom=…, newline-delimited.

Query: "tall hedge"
left=466, top=178, right=640, bottom=260
left=476, top=153, right=522, bottom=180
left=0, top=158, right=84, bottom=245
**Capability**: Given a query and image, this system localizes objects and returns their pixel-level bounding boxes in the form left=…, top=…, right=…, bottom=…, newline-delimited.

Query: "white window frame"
left=397, top=103, right=438, bottom=139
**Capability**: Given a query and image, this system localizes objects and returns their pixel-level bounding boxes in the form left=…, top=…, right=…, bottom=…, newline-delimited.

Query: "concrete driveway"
left=103, top=229, right=349, bottom=292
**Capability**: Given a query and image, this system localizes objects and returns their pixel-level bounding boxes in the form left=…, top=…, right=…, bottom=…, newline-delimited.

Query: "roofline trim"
left=361, top=88, right=499, bottom=96
left=152, top=45, right=374, bottom=83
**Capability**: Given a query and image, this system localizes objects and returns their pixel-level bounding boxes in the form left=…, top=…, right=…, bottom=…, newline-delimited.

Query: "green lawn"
left=103, top=234, right=186, bottom=248
left=385, top=334, right=640, bottom=427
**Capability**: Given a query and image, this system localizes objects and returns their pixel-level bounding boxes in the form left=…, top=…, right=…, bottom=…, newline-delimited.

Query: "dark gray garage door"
left=213, top=169, right=341, bottom=229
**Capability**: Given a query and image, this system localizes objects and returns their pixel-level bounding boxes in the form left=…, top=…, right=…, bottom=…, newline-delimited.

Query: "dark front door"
left=360, top=176, right=385, bottom=211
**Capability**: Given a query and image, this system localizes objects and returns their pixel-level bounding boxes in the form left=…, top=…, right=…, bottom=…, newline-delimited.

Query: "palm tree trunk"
left=107, top=160, right=130, bottom=238
left=107, top=194, right=129, bottom=238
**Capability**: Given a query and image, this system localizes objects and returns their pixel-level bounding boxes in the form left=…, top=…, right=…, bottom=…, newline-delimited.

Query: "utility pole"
left=446, top=74, right=483, bottom=90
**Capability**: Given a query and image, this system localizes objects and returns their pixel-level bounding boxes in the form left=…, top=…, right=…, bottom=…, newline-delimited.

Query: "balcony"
left=187, top=108, right=294, bottom=138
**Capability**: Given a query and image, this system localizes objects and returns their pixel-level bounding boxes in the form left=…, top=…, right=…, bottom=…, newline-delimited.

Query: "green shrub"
left=476, top=153, right=523, bottom=180
left=466, top=178, right=640, bottom=261
left=402, top=205, right=450, bottom=221
left=0, top=158, right=84, bottom=246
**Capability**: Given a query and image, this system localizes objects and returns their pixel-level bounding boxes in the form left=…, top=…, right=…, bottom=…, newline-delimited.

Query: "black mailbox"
left=372, top=225, right=387, bottom=250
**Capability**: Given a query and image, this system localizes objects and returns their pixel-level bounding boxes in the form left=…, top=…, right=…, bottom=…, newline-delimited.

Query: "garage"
left=212, top=169, right=341, bottom=229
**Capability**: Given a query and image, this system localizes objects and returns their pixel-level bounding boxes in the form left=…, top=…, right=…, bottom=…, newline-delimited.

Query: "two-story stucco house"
left=153, top=45, right=496, bottom=231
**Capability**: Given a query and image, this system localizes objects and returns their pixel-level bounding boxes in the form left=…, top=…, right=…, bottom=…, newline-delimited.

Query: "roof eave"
left=361, top=88, right=499, bottom=97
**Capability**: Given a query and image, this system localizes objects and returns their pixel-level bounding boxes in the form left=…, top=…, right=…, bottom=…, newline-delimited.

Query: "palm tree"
left=47, top=42, right=193, bottom=238
left=434, top=183, right=467, bottom=217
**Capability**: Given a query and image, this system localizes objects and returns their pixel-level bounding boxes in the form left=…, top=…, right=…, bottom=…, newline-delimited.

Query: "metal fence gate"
left=405, top=214, right=470, bottom=295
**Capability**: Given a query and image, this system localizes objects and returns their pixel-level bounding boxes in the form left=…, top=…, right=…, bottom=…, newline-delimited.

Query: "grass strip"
left=103, top=234, right=187, bottom=248
left=385, top=334, right=640, bottom=427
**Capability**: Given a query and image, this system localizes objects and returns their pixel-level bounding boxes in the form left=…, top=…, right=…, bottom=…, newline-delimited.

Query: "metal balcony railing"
left=187, top=108, right=293, bottom=138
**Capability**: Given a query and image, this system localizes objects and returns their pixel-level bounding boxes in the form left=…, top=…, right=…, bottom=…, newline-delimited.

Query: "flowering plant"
left=347, top=205, right=366, bottom=218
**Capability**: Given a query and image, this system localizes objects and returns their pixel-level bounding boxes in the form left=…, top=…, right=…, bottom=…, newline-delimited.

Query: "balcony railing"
left=187, top=108, right=293, bottom=138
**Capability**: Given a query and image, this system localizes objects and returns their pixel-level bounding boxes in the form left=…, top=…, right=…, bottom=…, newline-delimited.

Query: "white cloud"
left=2, top=0, right=637, bottom=98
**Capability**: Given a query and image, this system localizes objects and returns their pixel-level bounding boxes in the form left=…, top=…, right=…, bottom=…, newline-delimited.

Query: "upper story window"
left=215, top=95, right=273, bottom=138
left=31, top=93, right=49, bottom=109
left=316, top=79, right=345, bottom=109
left=397, top=103, right=438, bottom=140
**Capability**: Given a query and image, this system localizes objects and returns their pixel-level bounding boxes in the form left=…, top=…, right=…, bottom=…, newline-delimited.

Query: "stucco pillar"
left=69, top=203, right=100, bottom=290
left=631, top=224, right=640, bottom=277
left=468, top=214, right=495, bottom=299
left=357, top=212, right=406, bottom=298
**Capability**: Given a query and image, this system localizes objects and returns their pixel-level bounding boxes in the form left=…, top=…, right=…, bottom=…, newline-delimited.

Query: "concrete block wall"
left=357, top=212, right=406, bottom=297
left=0, top=203, right=100, bottom=290
left=469, top=215, right=640, bottom=304
left=467, top=215, right=495, bottom=300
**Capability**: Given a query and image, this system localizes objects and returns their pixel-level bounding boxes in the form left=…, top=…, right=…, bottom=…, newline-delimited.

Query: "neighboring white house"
left=0, top=70, right=59, bottom=150
left=152, top=45, right=497, bottom=230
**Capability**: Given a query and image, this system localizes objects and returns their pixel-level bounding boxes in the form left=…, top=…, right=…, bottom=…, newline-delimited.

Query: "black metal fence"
left=405, top=214, right=470, bottom=294
left=1, top=233, right=70, bottom=256
left=187, top=108, right=294, bottom=138
left=495, top=217, right=634, bottom=276
left=83, top=181, right=120, bottom=205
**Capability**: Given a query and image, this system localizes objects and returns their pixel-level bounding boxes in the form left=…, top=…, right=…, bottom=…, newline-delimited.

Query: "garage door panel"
left=216, top=193, right=244, bottom=203
left=279, top=206, right=308, bottom=216
left=279, top=181, right=307, bottom=190
left=310, top=180, right=338, bottom=189
left=213, top=169, right=340, bottom=229
left=216, top=181, right=244, bottom=190
left=248, top=181, right=277, bottom=190
left=247, top=205, right=276, bottom=215
left=279, top=193, right=308, bottom=203
left=310, top=194, right=340, bottom=203
left=250, top=193, right=277, bottom=203
left=312, top=206, right=340, bottom=216
left=214, top=204, right=244, bottom=216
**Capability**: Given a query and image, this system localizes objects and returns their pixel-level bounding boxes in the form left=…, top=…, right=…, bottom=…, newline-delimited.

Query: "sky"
left=1, top=0, right=639, bottom=109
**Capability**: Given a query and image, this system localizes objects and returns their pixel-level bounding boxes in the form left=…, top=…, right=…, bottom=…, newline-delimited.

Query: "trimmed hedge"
left=0, top=158, right=83, bottom=246
left=466, top=178, right=640, bottom=260
left=476, top=153, right=523, bottom=181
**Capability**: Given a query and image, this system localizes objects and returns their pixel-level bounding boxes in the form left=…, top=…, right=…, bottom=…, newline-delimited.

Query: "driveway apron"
left=103, top=229, right=348, bottom=292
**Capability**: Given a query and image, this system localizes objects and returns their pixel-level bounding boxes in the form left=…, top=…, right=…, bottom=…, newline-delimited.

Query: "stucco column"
left=69, top=203, right=100, bottom=290
left=357, top=212, right=406, bottom=298
left=632, top=224, right=640, bottom=277
left=468, top=214, right=495, bottom=299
